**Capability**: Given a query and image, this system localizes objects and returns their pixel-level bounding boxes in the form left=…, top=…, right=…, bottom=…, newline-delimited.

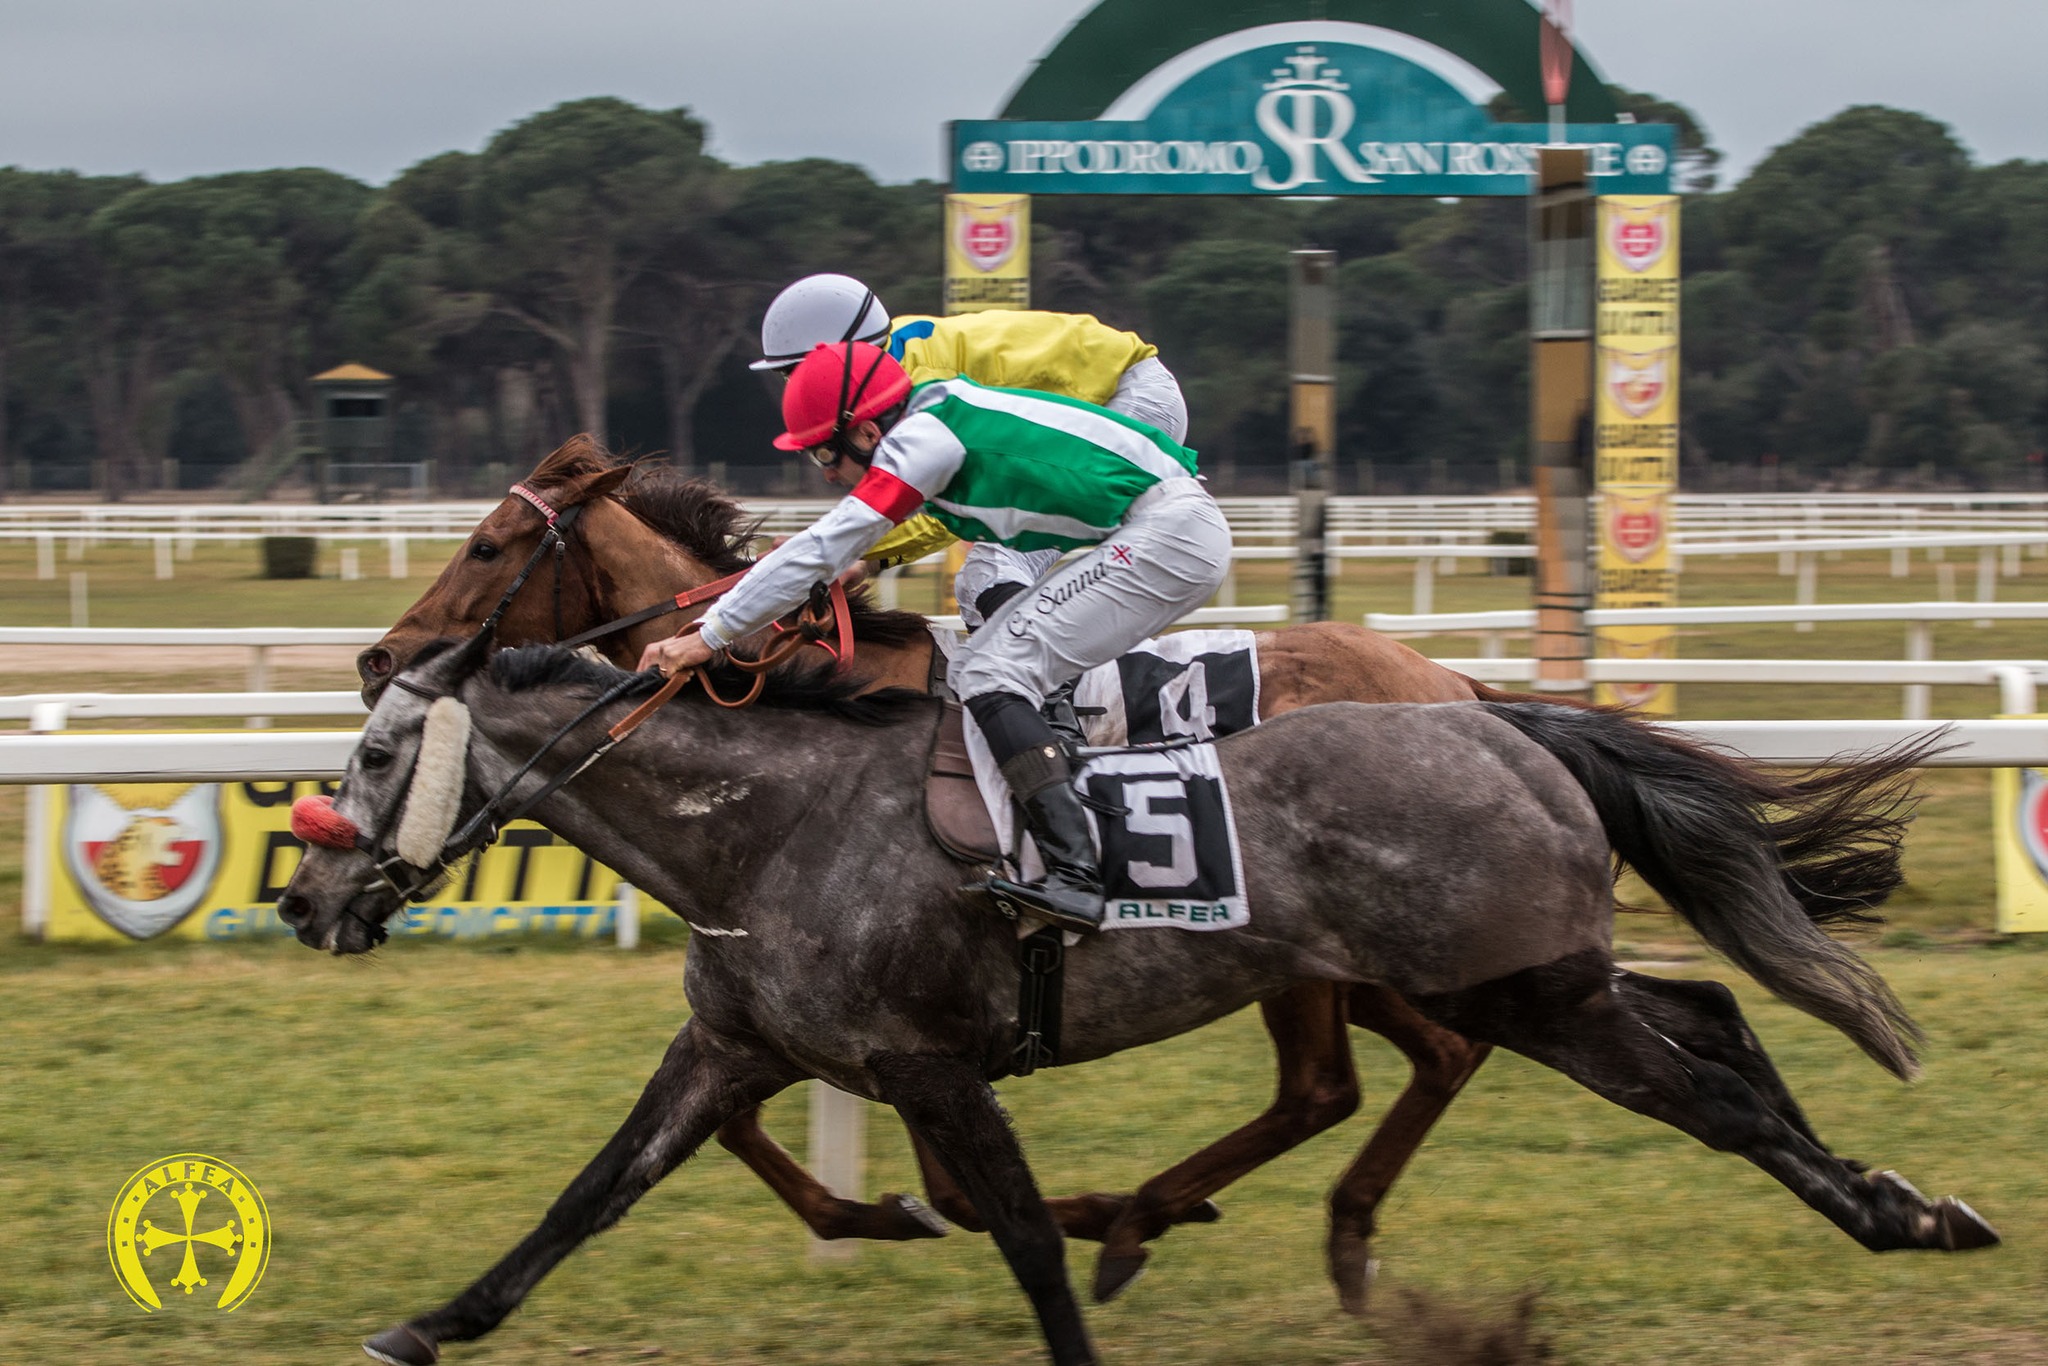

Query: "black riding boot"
left=967, top=691, right=1106, bottom=935
left=1041, top=677, right=1089, bottom=752
left=988, top=752, right=1105, bottom=934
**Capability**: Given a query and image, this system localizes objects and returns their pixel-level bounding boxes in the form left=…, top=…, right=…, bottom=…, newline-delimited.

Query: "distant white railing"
left=1369, top=602, right=2048, bottom=720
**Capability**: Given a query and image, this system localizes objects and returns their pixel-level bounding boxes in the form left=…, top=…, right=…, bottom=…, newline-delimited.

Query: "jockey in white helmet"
left=751, top=273, right=1189, bottom=630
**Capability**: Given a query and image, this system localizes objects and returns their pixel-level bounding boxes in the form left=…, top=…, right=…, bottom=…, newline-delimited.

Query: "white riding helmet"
left=750, top=273, right=893, bottom=372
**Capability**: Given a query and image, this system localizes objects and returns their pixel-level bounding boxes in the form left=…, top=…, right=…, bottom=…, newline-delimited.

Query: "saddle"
left=924, top=701, right=1003, bottom=865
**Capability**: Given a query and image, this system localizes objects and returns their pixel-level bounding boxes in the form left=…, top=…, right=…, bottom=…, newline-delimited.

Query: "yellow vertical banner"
left=1594, top=195, right=1680, bottom=713
left=1992, top=737, right=2048, bottom=933
left=944, top=193, right=1029, bottom=313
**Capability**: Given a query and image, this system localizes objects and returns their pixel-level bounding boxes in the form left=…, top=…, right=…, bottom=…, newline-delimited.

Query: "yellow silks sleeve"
left=863, top=513, right=958, bottom=569
left=890, top=311, right=1158, bottom=406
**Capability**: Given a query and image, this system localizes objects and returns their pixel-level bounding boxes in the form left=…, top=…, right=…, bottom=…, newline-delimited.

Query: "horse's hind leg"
left=872, top=1053, right=1098, bottom=1366
left=361, top=1021, right=797, bottom=1366
left=1323, top=985, right=1492, bottom=1316
left=1614, top=971, right=1833, bottom=1157
left=1088, top=982, right=1358, bottom=1302
left=715, top=1106, right=949, bottom=1241
left=1419, top=949, right=1999, bottom=1255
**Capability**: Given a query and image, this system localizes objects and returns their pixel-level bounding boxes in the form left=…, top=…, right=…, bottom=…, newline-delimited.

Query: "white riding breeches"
left=950, top=478, right=1230, bottom=707
left=953, top=357, right=1191, bottom=629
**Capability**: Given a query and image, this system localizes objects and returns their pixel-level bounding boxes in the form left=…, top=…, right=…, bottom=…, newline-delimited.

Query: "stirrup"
left=981, top=875, right=1104, bottom=935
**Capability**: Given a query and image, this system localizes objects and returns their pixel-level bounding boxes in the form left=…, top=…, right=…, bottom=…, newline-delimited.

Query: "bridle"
left=295, top=612, right=841, bottom=912
left=470, top=481, right=589, bottom=645
left=297, top=523, right=860, bottom=912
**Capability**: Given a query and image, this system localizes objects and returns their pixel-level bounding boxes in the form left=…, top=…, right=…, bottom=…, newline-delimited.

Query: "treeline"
left=0, top=95, right=2042, bottom=498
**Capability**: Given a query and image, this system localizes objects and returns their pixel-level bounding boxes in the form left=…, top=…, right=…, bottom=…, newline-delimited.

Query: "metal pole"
left=1289, top=249, right=1337, bottom=623
left=1528, top=147, right=1595, bottom=696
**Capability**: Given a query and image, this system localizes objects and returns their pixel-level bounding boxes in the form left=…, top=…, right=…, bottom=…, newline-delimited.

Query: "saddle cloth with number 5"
left=956, top=628, right=1257, bottom=932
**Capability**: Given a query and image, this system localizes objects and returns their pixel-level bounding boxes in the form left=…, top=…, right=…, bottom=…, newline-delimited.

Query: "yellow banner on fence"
left=944, top=193, right=1030, bottom=313
left=39, top=777, right=624, bottom=943
left=1992, top=721, right=2048, bottom=933
left=1594, top=194, right=1680, bottom=714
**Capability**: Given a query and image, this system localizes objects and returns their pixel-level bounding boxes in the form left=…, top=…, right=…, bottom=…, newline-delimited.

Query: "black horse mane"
left=487, top=644, right=926, bottom=726
left=524, top=437, right=934, bottom=651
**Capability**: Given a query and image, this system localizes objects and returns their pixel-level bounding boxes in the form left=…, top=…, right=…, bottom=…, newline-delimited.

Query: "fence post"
left=1976, top=548, right=1997, bottom=627
left=615, top=882, right=640, bottom=950
left=247, top=646, right=272, bottom=729
left=36, top=534, right=54, bottom=580
left=69, top=572, right=88, bottom=628
left=154, top=536, right=173, bottom=581
left=388, top=535, right=408, bottom=579
left=1903, top=621, right=1932, bottom=721
left=1795, top=553, right=1818, bottom=632
left=808, top=1084, right=866, bottom=1263
left=21, top=701, right=70, bottom=938
left=1992, top=665, right=2038, bottom=716
left=1411, top=556, right=1435, bottom=616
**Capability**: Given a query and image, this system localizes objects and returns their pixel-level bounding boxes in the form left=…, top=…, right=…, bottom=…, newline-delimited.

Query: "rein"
left=487, top=483, right=586, bottom=640
left=295, top=578, right=852, bottom=903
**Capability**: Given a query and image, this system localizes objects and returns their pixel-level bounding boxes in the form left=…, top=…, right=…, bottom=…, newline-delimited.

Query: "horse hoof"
left=1178, top=1198, right=1222, bottom=1226
left=1328, top=1231, right=1378, bottom=1317
left=363, top=1324, right=439, bottom=1366
left=881, top=1193, right=950, bottom=1239
left=1933, top=1198, right=2000, bottom=1251
left=1093, top=1247, right=1150, bottom=1303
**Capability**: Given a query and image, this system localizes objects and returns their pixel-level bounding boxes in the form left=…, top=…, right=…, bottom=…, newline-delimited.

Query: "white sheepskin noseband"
left=395, top=697, right=472, bottom=867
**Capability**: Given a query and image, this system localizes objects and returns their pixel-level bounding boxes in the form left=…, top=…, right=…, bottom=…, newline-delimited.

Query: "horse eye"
left=470, top=540, right=500, bottom=562
left=360, top=748, right=394, bottom=771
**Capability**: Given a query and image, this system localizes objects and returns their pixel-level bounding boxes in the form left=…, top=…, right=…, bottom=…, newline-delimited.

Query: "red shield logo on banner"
left=2020, top=769, right=2048, bottom=883
left=61, top=783, right=224, bottom=939
left=1607, top=205, right=1671, bottom=274
left=1607, top=495, right=1664, bottom=564
left=955, top=211, right=1017, bottom=273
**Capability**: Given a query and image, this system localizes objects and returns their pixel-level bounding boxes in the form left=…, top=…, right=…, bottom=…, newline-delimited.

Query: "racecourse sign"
left=953, top=24, right=1673, bottom=198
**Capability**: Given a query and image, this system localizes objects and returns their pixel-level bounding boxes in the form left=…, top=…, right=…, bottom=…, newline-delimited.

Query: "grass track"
left=0, top=938, right=2044, bottom=1363
left=2, top=531, right=2046, bottom=1362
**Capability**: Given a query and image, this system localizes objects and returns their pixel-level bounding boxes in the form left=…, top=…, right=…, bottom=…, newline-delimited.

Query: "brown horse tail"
left=1478, top=700, right=1934, bottom=1082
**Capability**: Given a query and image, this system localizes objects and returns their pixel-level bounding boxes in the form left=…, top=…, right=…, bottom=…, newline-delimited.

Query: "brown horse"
left=356, top=436, right=1524, bottom=1307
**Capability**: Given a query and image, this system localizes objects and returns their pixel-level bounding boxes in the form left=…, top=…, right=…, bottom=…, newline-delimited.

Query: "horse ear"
left=551, top=462, right=635, bottom=509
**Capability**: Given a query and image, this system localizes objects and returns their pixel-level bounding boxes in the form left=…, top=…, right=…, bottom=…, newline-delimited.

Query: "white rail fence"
left=7, top=718, right=2048, bottom=786
left=1367, top=602, right=2048, bottom=720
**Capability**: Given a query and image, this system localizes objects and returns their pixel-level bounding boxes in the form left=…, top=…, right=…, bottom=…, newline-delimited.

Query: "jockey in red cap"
left=642, top=341, right=1229, bottom=934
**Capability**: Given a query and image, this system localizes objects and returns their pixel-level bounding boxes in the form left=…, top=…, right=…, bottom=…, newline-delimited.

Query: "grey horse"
left=276, top=638, right=1997, bottom=1366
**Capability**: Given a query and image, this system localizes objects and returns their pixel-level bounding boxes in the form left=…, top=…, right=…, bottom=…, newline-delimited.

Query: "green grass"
left=1, top=531, right=2046, bottom=1362
left=0, top=941, right=2042, bottom=1364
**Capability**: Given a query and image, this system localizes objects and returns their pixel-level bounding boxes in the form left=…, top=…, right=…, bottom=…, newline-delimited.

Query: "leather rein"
left=495, top=479, right=858, bottom=707
left=301, top=483, right=860, bottom=902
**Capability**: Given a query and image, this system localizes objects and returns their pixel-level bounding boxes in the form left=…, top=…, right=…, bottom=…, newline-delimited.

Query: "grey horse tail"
left=1479, top=701, right=1932, bottom=1082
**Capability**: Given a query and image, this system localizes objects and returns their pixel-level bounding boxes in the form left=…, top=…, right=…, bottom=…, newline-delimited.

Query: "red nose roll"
left=291, top=794, right=362, bottom=850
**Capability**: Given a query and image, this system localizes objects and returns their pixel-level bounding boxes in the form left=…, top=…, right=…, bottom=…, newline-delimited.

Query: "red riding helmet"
left=772, top=341, right=913, bottom=452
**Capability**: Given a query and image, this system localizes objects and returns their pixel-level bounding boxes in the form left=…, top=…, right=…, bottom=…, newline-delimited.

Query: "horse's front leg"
left=872, top=1053, right=1097, bottom=1366
left=714, top=1104, right=949, bottom=1240
left=1086, top=981, right=1358, bottom=1301
left=362, top=1020, right=797, bottom=1366
left=1324, top=985, right=1491, bottom=1315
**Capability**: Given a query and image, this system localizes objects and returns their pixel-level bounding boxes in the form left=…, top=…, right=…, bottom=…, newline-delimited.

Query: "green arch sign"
left=954, top=5, right=1668, bottom=197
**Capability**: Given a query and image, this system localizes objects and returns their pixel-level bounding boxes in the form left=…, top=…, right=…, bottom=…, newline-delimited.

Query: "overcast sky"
left=5, top=0, right=2043, bottom=190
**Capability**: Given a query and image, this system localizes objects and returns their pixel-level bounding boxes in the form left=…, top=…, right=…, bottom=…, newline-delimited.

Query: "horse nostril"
left=276, top=893, right=311, bottom=928
left=358, top=648, right=395, bottom=682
